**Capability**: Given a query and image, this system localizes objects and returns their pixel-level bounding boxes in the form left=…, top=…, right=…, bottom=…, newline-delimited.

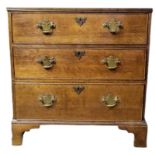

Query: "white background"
left=0, top=0, right=155, bottom=154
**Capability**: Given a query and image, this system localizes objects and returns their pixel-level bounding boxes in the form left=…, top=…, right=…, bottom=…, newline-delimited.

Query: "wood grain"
left=13, top=48, right=146, bottom=80
left=12, top=13, right=148, bottom=45
left=14, top=83, right=144, bottom=121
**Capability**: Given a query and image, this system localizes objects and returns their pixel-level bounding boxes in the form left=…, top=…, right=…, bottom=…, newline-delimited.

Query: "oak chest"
left=8, top=8, right=152, bottom=147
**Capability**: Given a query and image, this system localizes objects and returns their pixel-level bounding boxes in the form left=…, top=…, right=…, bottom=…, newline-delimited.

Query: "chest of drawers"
left=8, top=8, right=152, bottom=147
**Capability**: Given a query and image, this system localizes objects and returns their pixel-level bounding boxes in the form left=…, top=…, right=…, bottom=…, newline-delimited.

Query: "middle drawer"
left=13, top=48, right=146, bottom=80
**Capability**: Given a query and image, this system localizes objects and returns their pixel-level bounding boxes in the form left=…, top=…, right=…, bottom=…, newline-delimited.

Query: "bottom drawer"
left=14, top=83, right=144, bottom=121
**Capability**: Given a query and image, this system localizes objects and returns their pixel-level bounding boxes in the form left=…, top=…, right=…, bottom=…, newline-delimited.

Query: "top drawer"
left=11, top=13, right=149, bottom=45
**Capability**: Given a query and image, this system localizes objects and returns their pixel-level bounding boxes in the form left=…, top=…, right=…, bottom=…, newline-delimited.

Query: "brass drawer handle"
left=36, top=56, right=56, bottom=69
left=102, top=94, right=119, bottom=108
left=74, top=50, right=85, bottom=59
left=39, top=94, right=56, bottom=107
left=75, top=16, right=87, bottom=26
left=101, top=56, right=120, bottom=70
left=73, top=85, right=85, bottom=94
left=37, top=20, right=56, bottom=35
left=103, top=18, right=123, bottom=34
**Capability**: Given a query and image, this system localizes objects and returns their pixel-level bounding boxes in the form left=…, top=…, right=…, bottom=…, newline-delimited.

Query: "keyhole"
left=77, top=87, right=80, bottom=91
left=77, top=52, right=80, bottom=56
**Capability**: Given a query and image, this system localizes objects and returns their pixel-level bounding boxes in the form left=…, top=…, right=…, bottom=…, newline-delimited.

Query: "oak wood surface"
left=14, top=83, right=144, bottom=121
left=12, top=13, right=148, bottom=45
left=13, top=48, right=146, bottom=80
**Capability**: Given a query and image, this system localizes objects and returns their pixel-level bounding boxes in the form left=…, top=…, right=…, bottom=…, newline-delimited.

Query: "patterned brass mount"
left=37, top=20, right=56, bottom=34
left=101, top=56, right=120, bottom=70
left=75, top=16, right=87, bottom=26
left=38, top=94, right=56, bottom=107
left=36, top=56, right=56, bottom=69
left=73, top=85, right=85, bottom=94
left=74, top=50, right=85, bottom=59
left=102, top=94, right=119, bottom=108
left=103, top=18, right=123, bottom=34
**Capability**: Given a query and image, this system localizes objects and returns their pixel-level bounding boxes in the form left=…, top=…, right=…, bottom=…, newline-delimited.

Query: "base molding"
left=12, top=120, right=147, bottom=147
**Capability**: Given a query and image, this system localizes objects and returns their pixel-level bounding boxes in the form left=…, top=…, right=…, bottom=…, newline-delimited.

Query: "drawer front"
left=14, top=83, right=144, bottom=121
left=12, top=13, right=148, bottom=44
left=13, top=48, right=146, bottom=80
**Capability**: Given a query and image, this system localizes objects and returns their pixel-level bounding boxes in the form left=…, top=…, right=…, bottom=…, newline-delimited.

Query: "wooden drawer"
left=12, top=13, right=148, bottom=45
left=13, top=48, right=146, bottom=80
left=14, top=83, right=144, bottom=121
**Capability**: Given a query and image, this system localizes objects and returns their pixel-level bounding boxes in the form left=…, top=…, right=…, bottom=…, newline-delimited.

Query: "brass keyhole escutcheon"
left=75, top=16, right=87, bottom=26
left=74, top=51, right=85, bottom=59
left=73, top=85, right=85, bottom=94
